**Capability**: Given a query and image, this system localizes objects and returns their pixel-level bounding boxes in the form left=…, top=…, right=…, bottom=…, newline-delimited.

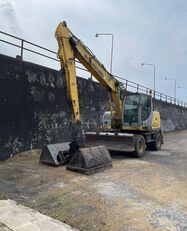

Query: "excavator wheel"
left=147, top=132, right=162, bottom=151
left=133, top=135, right=146, bottom=158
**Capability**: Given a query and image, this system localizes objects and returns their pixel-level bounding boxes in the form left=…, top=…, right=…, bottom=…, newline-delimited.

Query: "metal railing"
left=0, top=30, right=187, bottom=108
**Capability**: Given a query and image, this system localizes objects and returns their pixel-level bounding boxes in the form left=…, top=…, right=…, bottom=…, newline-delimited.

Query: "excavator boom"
left=55, top=21, right=122, bottom=128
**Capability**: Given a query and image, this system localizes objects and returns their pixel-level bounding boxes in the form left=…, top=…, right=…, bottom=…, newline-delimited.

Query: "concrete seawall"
left=154, top=100, right=187, bottom=132
left=0, top=54, right=187, bottom=160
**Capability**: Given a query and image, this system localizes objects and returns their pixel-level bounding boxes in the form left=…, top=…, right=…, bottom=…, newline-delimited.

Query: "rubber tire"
left=147, top=132, right=162, bottom=151
left=133, top=135, right=146, bottom=158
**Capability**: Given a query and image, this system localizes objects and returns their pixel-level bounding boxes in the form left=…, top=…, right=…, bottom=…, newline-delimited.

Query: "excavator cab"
left=102, top=93, right=159, bottom=130
left=123, top=93, right=152, bottom=126
left=123, top=93, right=160, bottom=130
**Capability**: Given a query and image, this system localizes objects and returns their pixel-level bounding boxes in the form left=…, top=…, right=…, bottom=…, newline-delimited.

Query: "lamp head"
left=95, top=33, right=98, bottom=37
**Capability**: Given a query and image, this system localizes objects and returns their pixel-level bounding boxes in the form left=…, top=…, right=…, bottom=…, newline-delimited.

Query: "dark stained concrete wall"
left=0, top=54, right=187, bottom=160
left=153, top=100, right=187, bottom=132
left=0, top=54, right=108, bottom=160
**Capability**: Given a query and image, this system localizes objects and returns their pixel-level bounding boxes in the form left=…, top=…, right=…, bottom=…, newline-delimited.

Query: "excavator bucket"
left=39, top=142, right=72, bottom=166
left=40, top=142, right=112, bottom=175
left=66, top=145, right=112, bottom=175
left=85, top=132, right=135, bottom=153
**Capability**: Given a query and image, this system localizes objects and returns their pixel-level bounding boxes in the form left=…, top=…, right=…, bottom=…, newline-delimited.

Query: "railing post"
left=152, top=90, right=155, bottom=98
left=137, top=84, right=139, bottom=93
left=126, top=80, right=128, bottom=91
left=20, top=40, right=24, bottom=60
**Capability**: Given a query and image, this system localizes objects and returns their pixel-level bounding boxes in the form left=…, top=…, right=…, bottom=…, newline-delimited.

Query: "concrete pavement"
left=0, top=200, right=78, bottom=231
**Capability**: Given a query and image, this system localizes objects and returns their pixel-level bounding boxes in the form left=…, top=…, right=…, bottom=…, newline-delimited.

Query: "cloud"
left=0, top=0, right=20, bottom=33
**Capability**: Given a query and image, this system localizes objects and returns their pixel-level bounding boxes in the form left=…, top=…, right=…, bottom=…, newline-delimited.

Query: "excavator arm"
left=55, top=21, right=80, bottom=122
left=55, top=21, right=122, bottom=128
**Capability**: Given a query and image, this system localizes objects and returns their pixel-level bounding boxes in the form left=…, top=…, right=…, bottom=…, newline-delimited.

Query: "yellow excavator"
left=40, top=21, right=163, bottom=174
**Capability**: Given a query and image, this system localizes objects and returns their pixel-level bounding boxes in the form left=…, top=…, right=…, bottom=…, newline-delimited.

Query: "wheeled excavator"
left=40, top=21, right=163, bottom=174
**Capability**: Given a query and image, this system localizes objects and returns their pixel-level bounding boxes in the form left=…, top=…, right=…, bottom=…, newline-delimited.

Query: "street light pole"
left=165, top=77, right=177, bottom=99
left=153, top=64, right=155, bottom=92
left=95, top=33, right=114, bottom=74
left=141, top=63, right=156, bottom=93
left=110, top=34, right=114, bottom=74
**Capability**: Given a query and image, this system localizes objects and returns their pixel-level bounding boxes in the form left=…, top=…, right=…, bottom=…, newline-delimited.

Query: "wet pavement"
left=0, top=130, right=187, bottom=231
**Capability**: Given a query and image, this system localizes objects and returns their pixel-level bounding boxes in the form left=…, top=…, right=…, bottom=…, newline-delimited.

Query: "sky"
left=0, top=0, right=187, bottom=102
